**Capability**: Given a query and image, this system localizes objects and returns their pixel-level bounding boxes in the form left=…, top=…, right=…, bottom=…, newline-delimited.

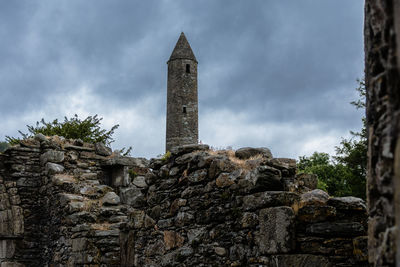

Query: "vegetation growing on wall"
left=5, top=114, right=132, bottom=155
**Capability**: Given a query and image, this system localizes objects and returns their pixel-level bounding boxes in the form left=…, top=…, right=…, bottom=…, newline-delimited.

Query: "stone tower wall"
left=166, top=34, right=199, bottom=152
left=166, top=58, right=199, bottom=152
left=364, top=1, right=400, bottom=266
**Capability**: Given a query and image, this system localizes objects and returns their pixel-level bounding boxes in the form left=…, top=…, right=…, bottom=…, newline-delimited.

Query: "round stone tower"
left=166, top=32, right=198, bottom=151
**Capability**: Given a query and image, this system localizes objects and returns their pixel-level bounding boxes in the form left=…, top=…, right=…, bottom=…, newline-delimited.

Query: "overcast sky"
left=0, top=1, right=365, bottom=159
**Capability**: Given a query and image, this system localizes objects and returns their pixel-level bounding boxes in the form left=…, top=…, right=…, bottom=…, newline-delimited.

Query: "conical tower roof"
left=168, top=32, right=197, bottom=63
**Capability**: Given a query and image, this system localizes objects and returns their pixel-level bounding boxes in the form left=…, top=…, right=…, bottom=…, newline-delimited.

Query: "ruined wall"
left=0, top=135, right=148, bottom=266
left=364, top=1, right=400, bottom=265
left=0, top=139, right=368, bottom=266
left=121, top=145, right=368, bottom=266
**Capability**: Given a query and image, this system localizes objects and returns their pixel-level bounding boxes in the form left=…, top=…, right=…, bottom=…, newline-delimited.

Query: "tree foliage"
left=5, top=114, right=132, bottom=155
left=298, top=79, right=367, bottom=199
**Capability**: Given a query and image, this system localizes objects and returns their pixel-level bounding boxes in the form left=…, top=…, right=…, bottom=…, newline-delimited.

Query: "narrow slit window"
left=186, top=64, right=190, bottom=73
left=183, top=106, right=187, bottom=114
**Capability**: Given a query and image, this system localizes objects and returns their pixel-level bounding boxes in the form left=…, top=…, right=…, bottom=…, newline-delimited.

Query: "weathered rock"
left=266, top=158, right=297, bottom=177
left=242, top=191, right=299, bottom=211
left=20, top=138, right=40, bottom=148
left=258, top=254, right=332, bottom=267
left=306, top=222, right=365, bottom=237
left=240, top=212, right=258, bottom=228
left=34, top=133, right=47, bottom=142
left=216, top=172, right=235, bottom=187
left=163, top=230, right=184, bottom=250
left=94, top=142, right=112, bottom=156
left=64, top=144, right=94, bottom=151
left=353, top=236, right=368, bottom=262
left=175, top=211, right=194, bottom=226
left=66, top=211, right=97, bottom=225
left=45, top=162, right=64, bottom=175
left=0, top=239, right=16, bottom=258
left=327, top=197, right=366, bottom=211
left=297, top=205, right=336, bottom=222
left=296, top=173, right=318, bottom=190
left=40, top=150, right=64, bottom=165
left=132, top=176, right=147, bottom=188
left=102, top=192, right=120, bottom=205
left=256, top=207, right=295, bottom=253
left=245, top=165, right=283, bottom=192
left=299, top=189, right=330, bottom=208
left=119, top=187, right=145, bottom=207
left=208, top=157, right=236, bottom=179
left=52, top=174, right=76, bottom=185
left=235, top=147, right=273, bottom=159
left=73, top=139, right=84, bottom=146
left=187, top=169, right=207, bottom=184
left=187, top=227, right=206, bottom=244
left=170, top=144, right=210, bottom=157
left=214, top=246, right=226, bottom=256
left=59, top=193, right=84, bottom=206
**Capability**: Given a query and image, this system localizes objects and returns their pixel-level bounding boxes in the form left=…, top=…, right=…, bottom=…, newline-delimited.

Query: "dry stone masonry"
left=364, top=1, right=400, bottom=266
left=0, top=136, right=368, bottom=266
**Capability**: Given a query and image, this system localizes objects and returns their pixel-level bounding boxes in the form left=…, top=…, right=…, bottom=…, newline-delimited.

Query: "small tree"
left=334, top=79, right=367, bottom=199
left=298, top=152, right=353, bottom=196
left=298, top=79, right=367, bottom=199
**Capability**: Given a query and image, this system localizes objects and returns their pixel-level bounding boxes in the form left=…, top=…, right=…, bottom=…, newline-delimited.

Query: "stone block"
left=299, top=189, right=329, bottom=208
left=306, top=222, right=365, bottom=237
left=170, top=144, right=209, bottom=157
left=0, top=262, right=26, bottom=267
left=11, top=206, right=23, bottom=235
left=0, top=240, right=16, bottom=259
left=258, top=254, right=332, bottom=267
left=240, top=212, right=258, bottom=228
left=40, top=150, right=64, bottom=165
left=94, top=142, right=112, bottom=156
left=297, top=205, right=336, bottom=222
left=242, top=191, right=299, bottom=211
left=72, top=238, right=87, bottom=252
left=327, top=196, right=366, bottom=211
left=296, top=173, right=318, bottom=190
left=132, top=176, right=147, bottom=188
left=245, top=165, right=283, bottom=192
left=119, top=187, right=145, bottom=207
left=256, top=206, right=295, bottom=254
left=216, top=172, right=235, bottom=187
left=235, top=147, right=273, bottom=159
left=163, top=230, right=184, bottom=250
left=45, top=162, right=64, bottom=175
left=102, top=192, right=120, bottom=205
left=187, top=169, right=207, bottom=184
left=52, top=174, right=76, bottom=185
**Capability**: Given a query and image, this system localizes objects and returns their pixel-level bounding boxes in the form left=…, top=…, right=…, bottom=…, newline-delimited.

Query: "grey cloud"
left=0, top=0, right=365, bottom=158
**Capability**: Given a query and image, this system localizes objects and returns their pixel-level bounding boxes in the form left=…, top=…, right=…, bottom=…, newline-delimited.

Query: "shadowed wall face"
left=166, top=33, right=198, bottom=151
left=364, top=1, right=400, bottom=265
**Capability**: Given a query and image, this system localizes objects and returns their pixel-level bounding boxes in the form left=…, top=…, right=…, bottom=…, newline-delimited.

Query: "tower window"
left=186, top=64, right=190, bottom=73
left=183, top=106, right=187, bottom=114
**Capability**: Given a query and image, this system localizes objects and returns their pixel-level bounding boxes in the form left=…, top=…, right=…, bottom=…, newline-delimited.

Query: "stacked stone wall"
left=121, top=145, right=368, bottom=266
left=0, top=146, right=41, bottom=266
left=364, top=1, right=400, bottom=265
left=0, top=140, right=368, bottom=266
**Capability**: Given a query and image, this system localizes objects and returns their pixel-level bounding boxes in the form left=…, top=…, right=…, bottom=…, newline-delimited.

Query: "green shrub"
left=161, top=151, right=171, bottom=162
